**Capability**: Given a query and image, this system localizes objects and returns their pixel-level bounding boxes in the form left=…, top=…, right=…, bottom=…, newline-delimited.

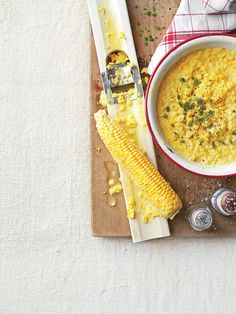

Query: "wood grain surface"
left=90, top=0, right=236, bottom=237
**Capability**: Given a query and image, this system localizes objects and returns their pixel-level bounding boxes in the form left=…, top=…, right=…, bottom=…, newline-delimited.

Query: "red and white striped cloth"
left=148, top=0, right=236, bottom=74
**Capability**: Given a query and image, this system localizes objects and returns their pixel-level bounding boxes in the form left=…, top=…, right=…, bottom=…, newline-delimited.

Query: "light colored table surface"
left=0, top=0, right=235, bottom=313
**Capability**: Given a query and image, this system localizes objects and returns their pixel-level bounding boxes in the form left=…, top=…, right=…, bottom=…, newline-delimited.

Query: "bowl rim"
left=145, top=33, right=236, bottom=178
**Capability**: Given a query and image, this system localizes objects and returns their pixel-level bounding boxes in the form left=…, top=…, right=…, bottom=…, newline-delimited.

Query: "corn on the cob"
left=94, top=110, right=182, bottom=219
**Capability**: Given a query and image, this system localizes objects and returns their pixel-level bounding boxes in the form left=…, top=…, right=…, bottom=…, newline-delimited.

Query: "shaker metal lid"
left=221, top=193, right=236, bottom=214
left=190, top=208, right=213, bottom=231
left=212, top=189, right=236, bottom=216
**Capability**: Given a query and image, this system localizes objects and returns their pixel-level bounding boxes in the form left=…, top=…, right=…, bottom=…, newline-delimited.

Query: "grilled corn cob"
left=94, top=110, right=182, bottom=218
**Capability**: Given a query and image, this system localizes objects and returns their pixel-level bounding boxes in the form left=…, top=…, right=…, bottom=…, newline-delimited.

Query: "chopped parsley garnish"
left=183, top=103, right=195, bottom=111
left=199, top=108, right=204, bottom=115
left=149, top=35, right=154, bottom=42
left=219, top=140, right=226, bottom=145
left=195, top=97, right=203, bottom=107
left=179, top=77, right=186, bottom=83
left=145, top=10, right=152, bottom=16
left=195, top=116, right=204, bottom=123
left=185, top=82, right=191, bottom=88
left=163, top=113, right=168, bottom=119
left=195, top=110, right=214, bottom=124
left=165, top=106, right=170, bottom=112
left=144, top=7, right=156, bottom=17
left=154, top=25, right=161, bottom=30
left=192, top=78, right=201, bottom=86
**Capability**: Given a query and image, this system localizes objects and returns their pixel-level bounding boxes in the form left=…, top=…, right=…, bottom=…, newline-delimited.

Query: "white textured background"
left=0, top=0, right=236, bottom=313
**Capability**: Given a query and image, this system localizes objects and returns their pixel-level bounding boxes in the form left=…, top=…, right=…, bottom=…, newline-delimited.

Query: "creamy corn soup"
left=157, top=48, right=236, bottom=166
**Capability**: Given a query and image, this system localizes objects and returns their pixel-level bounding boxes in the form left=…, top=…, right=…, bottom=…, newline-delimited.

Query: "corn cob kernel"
left=108, top=179, right=115, bottom=186
left=98, top=7, right=106, bottom=14
left=126, top=101, right=133, bottom=107
left=108, top=195, right=117, bottom=207
left=136, top=202, right=143, bottom=208
left=126, top=118, right=137, bottom=128
left=128, top=198, right=135, bottom=206
left=127, top=207, right=135, bottom=218
left=144, top=77, right=149, bottom=84
left=108, top=187, right=115, bottom=196
left=111, top=76, right=119, bottom=85
left=119, top=32, right=126, bottom=39
left=94, top=110, right=182, bottom=219
left=138, top=192, right=144, bottom=198
left=141, top=67, right=148, bottom=74
left=99, top=90, right=107, bottom=108
left=113, top=183, right=123, bottom=193
left=106, top=32, right=113, bottom=37
left=119, top=105, right=126, bottom=112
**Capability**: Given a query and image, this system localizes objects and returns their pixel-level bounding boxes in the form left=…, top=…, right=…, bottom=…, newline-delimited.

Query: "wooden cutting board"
left=90, top=0, right=236, bottom=238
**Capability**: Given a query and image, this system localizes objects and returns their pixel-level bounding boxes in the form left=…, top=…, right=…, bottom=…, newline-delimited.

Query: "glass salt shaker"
left=185, top=205, right=213, bottom=231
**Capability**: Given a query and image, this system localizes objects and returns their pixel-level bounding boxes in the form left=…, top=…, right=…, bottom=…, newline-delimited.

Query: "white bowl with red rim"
left=145, top=34, right=236, bottom=177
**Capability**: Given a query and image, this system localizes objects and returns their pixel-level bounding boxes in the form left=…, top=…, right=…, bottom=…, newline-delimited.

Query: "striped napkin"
left=148, top=0, right=236, bottom=74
